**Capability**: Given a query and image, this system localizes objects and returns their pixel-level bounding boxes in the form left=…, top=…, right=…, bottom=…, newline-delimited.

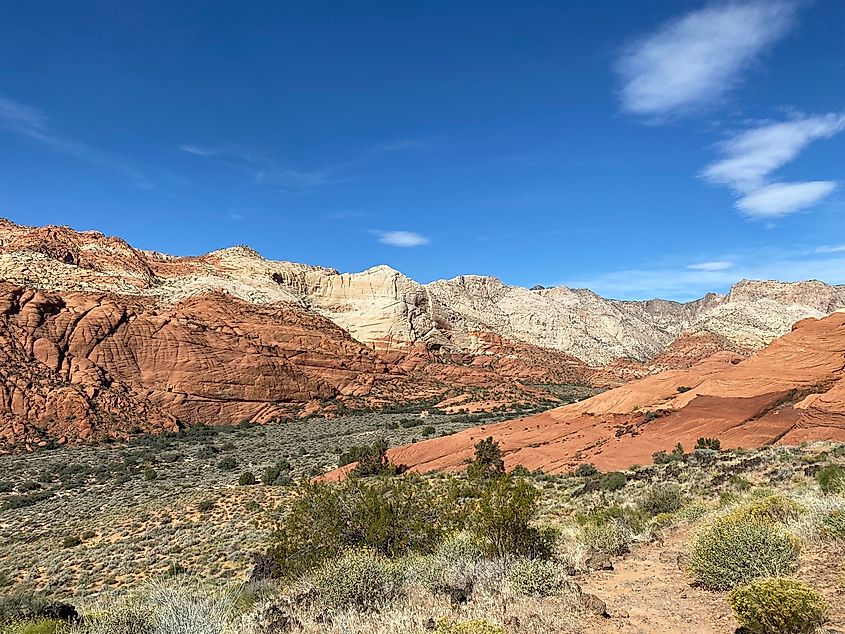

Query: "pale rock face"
left=0, top=219, right=843, bottom=369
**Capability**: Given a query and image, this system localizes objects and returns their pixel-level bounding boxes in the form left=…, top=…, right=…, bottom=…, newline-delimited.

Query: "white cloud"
left=687, top=261, right=733, bottom=271
left=566, top=249, right=845, bottom=300
left=617, top=1, right=797, bottom=116
left=179, top=144, right=218, bottom=156
left=816, top=244, right=845, bottom=254
left=374, top=230, right=430, bottom=248
left=701, top=114, right=845, bottom=217
left=736, top=181, right=839, bottom=217
left=0, top=95, right=156, bottom=188
left=702, top=114, right=845, bottom=192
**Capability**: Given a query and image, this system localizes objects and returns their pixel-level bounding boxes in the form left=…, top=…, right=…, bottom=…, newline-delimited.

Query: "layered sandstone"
left=385, top=312, right=845, bottom=473
left=0, top=218, right=843, bottom=450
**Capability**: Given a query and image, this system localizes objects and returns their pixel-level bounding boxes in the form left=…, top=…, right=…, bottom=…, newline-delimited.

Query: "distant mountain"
left=0, top=218, right=842, bottom=450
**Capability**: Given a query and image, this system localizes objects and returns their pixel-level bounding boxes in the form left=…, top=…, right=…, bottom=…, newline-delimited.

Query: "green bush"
left=8, top=620, right=63, bottom=634
left=261, top=460, right=291, bottom=485
left=272, top=477, right=461, bottom=580
left=347, top=438, right=407, bottom=477
left=61, top=535, right=82, bottom=548
left=238, top=471, right=257, bottom=486
left=726, top=495, right=804, bottom=524
left=433, top=618, right=505, bottom=634
left=688, top=517, right=800, bottom=590
left=471, top=474, right=555, bottom=559
left=817, top=464, right=845, bottom=494
left=583, top=522, right=628, bottom=556
left=599, top=471, right=627, bottom=491
left=821, top=509, right=845, bottom=540
left=467, top=437, right=505, bottom=480
left=652, top=443, right=685, bottom=464
left=639, top=484, right=684, bottom=516
left=728, top=577, right=828, bottom=634
left=197, top=499, right=215, bottom=512
left=506, top=558, right=569, bottom=596
left=309, top=550, right=403, bottom=611
left=217, top=457, right=237, bottom=472
left=143, top=467, right=158, bottom=481
left=695, top=437, right=721, bottom=451
left=573, top=463, right=599, bottom=478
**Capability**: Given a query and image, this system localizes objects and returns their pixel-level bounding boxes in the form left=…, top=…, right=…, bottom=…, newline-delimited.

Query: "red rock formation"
left=0, top=284, right=397, bottom=449
left=384, top=313, right=845, bottom=474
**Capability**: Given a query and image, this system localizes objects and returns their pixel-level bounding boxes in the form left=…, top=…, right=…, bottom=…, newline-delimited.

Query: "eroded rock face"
left=0, top=218, right=843, bottom=450
left=382, top=312, right=845, bottom=474
left=0, top=283, right=394, bottom=448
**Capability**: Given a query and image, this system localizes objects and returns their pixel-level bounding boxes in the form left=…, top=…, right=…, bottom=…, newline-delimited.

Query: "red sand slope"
left=385, top=312, right=845, bottom=473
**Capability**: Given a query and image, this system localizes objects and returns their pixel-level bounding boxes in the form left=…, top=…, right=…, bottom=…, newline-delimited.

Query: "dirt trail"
left=579, top=527, right=737, bottom=633
left=579, top=526, right=845, bottom=633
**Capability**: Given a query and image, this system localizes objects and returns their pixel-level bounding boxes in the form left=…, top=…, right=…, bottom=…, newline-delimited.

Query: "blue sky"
left=0, top=1, right=843, bottom=300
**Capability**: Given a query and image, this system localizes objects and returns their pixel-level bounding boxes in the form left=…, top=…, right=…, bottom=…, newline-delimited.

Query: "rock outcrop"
left=383, top=312, right=845, bottom=473
left=0, top=217, right=842, bottom=450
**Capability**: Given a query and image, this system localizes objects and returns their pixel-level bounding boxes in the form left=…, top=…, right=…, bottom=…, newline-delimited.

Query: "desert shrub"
left=433, top=618, right=505, bottom=634
left=688, top=517, right=800, bottom=590
left=61, top=535, right=82, bottom=548
left=308, top=549, right=403, bottom=611
left=471, top=474, right=555, bottom=559
left=197, top=500, right=215, bottom=512
left=2, top=492, right=53, bottom=511
left=217, top=457, right=237, bottom=472
left=6, top=621, right=63, bottom=634
left=652, top=443, right=685, bottom=464
left=573, top=463, right=599, bottom=478
left=143, top=467, right=157, bottom=481
left=238, top=471, right=257, bottom=486
left=467, top=437, right=505, bottom=480
left=695, top=437, right=721, bottom=451
left=676, top=501, right=710, bottom=522
left=728, top=577, right=829, bottom=634
left=599, top=471, right=627, bottom=491
left=821, top=509, right=845, bottom=540
left=582, top=522, right=628, bottom=556
left=730, top=475, right=753, bottom=491
left=677, top=386, right=692, bottom=393
left=261, top=460, right=291, bottom=485
left=817, top=464, right=845, bottom=494
left=347, top=438, right=407, bottom=477
left=74, top=580, right=237, bottom=634
left=726, top=495, right=804, bottom=524
left=422, top=425, right=436, bottom=436
left=639, top=484, right=684, bottom=516
left=272, top=477, right=459, bottom=580
left=0, top=481, right=12, bottom=493
left=506, top=558, right=569, bottom=597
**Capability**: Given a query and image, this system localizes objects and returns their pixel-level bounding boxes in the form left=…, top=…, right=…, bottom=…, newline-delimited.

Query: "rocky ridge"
left=0, top=218, right=843, bottom=449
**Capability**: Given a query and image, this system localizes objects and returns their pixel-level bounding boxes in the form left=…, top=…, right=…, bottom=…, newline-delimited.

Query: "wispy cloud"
left=179, top=144, right=218, bottom=157
left=687, top=260, right=733, bottom=271
left=565, top=248, right=845, bottom=300
left=701, top=113, right=845, bottom=217
left=736, top=181, right=839, bottom=217
left=816, top=244, right=845, bottom=254
left=0, top=95, right=157, bottom=189
left=617, top=1, right=798, bottom=117
left=180, top=139, right=431, bottom=193
left=373, top=230, right=430, bottom=248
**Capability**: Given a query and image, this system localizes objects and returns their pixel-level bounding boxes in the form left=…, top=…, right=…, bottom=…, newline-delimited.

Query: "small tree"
left=467, top=436, right=505, bottom=480
left=472, top=474, right=555, bottom=559
left=239, top=471, right=257, bottom=486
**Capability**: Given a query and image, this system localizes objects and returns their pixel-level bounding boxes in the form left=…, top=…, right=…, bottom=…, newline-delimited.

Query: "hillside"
left=0, top=218, right=843, bottom=449
left=387, top=311, right=845, bottom=473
